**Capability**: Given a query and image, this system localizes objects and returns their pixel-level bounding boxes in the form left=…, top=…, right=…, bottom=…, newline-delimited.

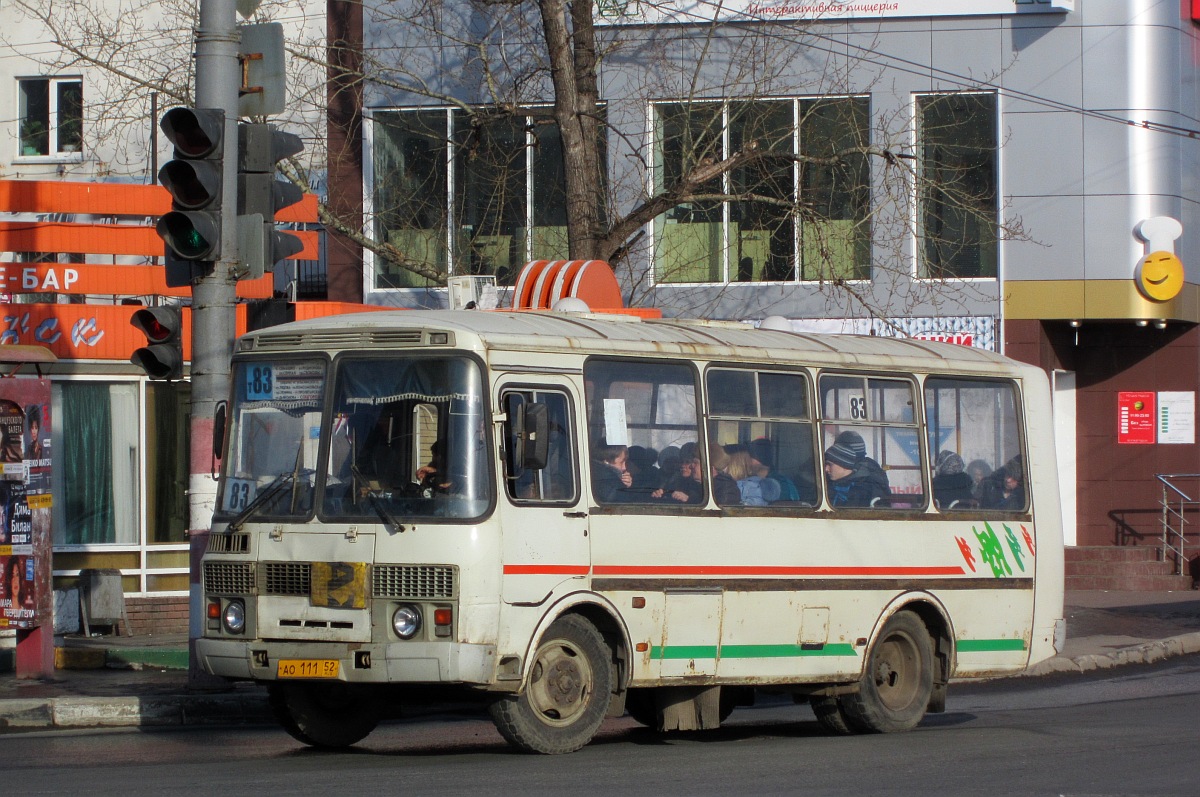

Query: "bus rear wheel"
left=268, top=681, right=381, bottom=748
left=489, top=614, right=614, bottom=754
left=841, top=611, right=933, bottom=733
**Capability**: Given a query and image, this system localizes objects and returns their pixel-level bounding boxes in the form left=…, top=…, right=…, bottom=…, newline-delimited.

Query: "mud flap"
left=659, top=685, right=722, bottom=731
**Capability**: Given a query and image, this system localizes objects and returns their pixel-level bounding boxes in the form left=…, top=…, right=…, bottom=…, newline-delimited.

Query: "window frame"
left=365, top=105, right=603, bottom=293
left=915, top=90, right=999, bottom=281
left=650, top=95, right=872, bottom=286
left=16, top=76, right=84, bottom=161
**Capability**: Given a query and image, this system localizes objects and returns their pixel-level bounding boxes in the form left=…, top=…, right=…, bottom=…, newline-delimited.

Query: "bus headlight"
left=392, top=604, right=422, bottom=639
left=222, top=599, right=246, bottom=635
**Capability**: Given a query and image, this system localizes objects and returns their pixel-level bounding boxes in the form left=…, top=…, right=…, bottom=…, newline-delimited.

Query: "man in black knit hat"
left=823, top=430, right=890, bottom=508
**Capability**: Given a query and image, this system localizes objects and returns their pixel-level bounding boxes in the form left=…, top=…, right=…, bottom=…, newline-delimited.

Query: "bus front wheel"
left=841, top=611, right=933, bottom=733
left=268, top=681, right=381, bottom=748
left=489, top=614, right=614, bottom=754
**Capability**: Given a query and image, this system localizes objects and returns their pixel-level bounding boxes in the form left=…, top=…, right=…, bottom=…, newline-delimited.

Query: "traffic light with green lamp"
left=157, top=107, right=225, bottom=264
left=237, top=122, right=305, bottom=280
left=130, top=306, right=184, bottom=381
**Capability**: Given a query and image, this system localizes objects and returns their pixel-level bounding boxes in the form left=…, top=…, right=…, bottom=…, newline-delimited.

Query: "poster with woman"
left=0, top=377, right=50, bottom=630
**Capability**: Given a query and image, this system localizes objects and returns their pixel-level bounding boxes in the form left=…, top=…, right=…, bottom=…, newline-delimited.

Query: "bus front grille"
left=207, top=533, right=250, bottom=554
left=264, top=562, right=312, bottom=596
left=204, top=561, right=256, bottom=595
left=372, top=565, right=457, bottom=600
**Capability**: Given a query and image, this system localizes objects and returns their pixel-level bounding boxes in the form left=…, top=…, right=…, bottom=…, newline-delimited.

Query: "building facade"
left=0, top=0, right=330, bottom=633
left=331, top=0, right=1200, bottom=580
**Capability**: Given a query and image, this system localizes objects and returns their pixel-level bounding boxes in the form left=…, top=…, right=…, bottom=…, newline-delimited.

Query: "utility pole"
left=188, top=0, right=240, bottom=686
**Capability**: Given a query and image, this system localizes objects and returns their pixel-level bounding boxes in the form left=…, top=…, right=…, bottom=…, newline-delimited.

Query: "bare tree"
left=4, top=0, right=1024, bottom=321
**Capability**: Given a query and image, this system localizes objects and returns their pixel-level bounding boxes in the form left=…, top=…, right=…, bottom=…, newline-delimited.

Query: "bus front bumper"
left=195, top=637, right=497, bottom=685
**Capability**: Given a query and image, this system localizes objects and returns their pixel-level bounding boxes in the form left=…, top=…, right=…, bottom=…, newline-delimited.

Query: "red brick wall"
left=123, top=596, right=189, bottom=635
left=1005, top=319, right=1200, bottom=548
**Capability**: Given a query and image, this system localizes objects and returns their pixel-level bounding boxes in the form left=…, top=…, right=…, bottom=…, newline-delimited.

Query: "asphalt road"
left=8, top=657, right=1200, bottom=796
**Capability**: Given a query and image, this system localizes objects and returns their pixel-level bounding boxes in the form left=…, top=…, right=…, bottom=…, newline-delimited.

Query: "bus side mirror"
left=521, top=402, right=549, bottom=470
left=213, top=401, right=227, bottom=461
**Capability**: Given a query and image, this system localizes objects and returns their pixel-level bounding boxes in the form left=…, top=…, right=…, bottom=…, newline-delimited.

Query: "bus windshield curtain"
left=62, top=382, right=114, bottom=544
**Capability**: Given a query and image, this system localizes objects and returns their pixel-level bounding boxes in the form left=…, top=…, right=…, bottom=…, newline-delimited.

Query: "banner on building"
left=595, top=0, right=1073, bottom=26
left=760, top=315, right=996, bottom=351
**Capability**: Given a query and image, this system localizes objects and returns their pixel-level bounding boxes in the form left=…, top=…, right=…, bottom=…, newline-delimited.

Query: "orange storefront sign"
left=0, top=302, right=390, bottom=362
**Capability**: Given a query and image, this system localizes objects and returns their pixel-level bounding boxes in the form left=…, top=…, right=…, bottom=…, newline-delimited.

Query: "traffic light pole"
left=189, top=0, right=240, bottom=686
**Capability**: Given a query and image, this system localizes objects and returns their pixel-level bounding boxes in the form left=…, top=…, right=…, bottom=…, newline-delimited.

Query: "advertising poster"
left=1117, top=391, right=1156, bottom=445
left=0, top=378, right=51, bottom=629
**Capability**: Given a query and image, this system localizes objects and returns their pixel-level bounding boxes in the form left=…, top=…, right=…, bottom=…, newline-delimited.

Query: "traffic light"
left=130, top=306, right=184, bottom=381
left=158, top=107, right=225, bottom=263
left=237, top=122, right=305, bottom=279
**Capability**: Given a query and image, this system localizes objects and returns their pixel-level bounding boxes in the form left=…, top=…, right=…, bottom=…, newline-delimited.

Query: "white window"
left=17, top=77, right=83, bottom=158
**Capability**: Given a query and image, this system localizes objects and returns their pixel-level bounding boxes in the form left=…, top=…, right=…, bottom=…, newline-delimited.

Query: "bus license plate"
left=277, top=659, right=340, bottom=679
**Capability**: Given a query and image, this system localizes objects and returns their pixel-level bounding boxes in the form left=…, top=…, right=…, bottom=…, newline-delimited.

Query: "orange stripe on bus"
left=503, top=565, right=591, bottom=576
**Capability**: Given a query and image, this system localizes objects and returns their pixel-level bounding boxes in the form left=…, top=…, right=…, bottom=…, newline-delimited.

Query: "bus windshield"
left=322, top=355, right=489, bottom=521
left=219, top=359, right=327, bottom=520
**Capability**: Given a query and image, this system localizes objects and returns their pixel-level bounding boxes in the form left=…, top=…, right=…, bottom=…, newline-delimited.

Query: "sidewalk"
left=1, top=589, right=1198, bottom=733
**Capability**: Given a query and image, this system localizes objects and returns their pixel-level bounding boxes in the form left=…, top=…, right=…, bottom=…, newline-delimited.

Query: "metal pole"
left=188, top=0, right=240, bottom=686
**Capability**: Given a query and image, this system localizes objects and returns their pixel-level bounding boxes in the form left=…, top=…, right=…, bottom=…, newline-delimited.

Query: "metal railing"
left=1155, top=473, right=1199, bottom=575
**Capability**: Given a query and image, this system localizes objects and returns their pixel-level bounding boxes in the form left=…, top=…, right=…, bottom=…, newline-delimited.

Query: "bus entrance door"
left=497, top=382, right=589, bottom=605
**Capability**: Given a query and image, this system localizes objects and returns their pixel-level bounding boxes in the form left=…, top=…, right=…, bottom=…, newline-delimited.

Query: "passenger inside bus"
left=709, top=445, right=741, bottom=505
left=932, top=450, right=976, bottom=508
left=980, top=455, right=1024, bottom=510
left=823, top=430, right=891, bottom=508
left=746, top=438, right=803, bottom=502
left=591, top=444, right=635, bottom=502
left=651, top=442, right=703, bottom=503
left=726, top=449, right=780, bottom=506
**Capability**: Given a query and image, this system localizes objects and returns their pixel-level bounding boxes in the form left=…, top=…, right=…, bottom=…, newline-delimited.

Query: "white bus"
left=197, top=309, right=1065, bottom=754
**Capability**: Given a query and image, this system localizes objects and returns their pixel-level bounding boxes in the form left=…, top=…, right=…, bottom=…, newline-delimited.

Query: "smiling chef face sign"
left=1134, top=217, right=1185, bottom=302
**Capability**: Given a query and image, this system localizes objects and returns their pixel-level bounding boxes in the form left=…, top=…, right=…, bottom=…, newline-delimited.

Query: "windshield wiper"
left=227, top=471, right=294, bottom=531
left=351, top=464, right=406, bottom=534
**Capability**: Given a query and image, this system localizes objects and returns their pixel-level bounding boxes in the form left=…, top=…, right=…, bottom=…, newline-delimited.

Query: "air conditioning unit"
left=447, top=275, right=499, bottom=310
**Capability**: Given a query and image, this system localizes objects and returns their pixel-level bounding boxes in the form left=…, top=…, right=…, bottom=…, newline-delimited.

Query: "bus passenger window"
left=706, top=366, right=818, bottom=507
left=924, top=378, right=1023, bottom=512
left=584, top=359, right=703, bottom=506
left=819, top=374, right=924, bottom=509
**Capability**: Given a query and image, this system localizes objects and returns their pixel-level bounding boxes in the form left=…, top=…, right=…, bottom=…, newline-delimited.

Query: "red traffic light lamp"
left=130, top=306, right=185, bottom=380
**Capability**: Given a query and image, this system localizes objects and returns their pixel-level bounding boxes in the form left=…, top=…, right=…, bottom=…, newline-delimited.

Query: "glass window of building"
left=50, top=382, right=140, bottom=545
left=17, top=77, right=83, bottom=158
left=370, top=107, right=602, bottom=291
left=653, top=97, right=870, bottom=285
left=918, top=92, right=998, bottom=279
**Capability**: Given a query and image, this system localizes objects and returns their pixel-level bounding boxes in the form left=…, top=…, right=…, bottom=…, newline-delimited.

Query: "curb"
left=0, top=691, right=271, bottom=732
left=1024, top=631, right=1200, bottom=676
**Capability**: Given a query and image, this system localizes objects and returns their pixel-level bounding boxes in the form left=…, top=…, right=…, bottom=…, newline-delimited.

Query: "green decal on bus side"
left=650, top=643, right=858, bottom=660
left=956, top=639, right=1027, bottom=652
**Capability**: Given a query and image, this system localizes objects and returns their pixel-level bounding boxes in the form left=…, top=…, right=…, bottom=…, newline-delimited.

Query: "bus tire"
left=489, top=614, right=614, bottom=754
left=842, top=611, right=933, bottom=733
left=268, top=682, right=381, bottom=748
left=809, top=695, right=857, bottom=735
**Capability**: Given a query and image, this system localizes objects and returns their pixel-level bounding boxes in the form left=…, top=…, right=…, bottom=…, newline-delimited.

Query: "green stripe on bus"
left=957, top=639, right=1027, bottom=652
left=649, top=643, right=858, bottom=660
left=720, top=644, right=858, bottom=658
